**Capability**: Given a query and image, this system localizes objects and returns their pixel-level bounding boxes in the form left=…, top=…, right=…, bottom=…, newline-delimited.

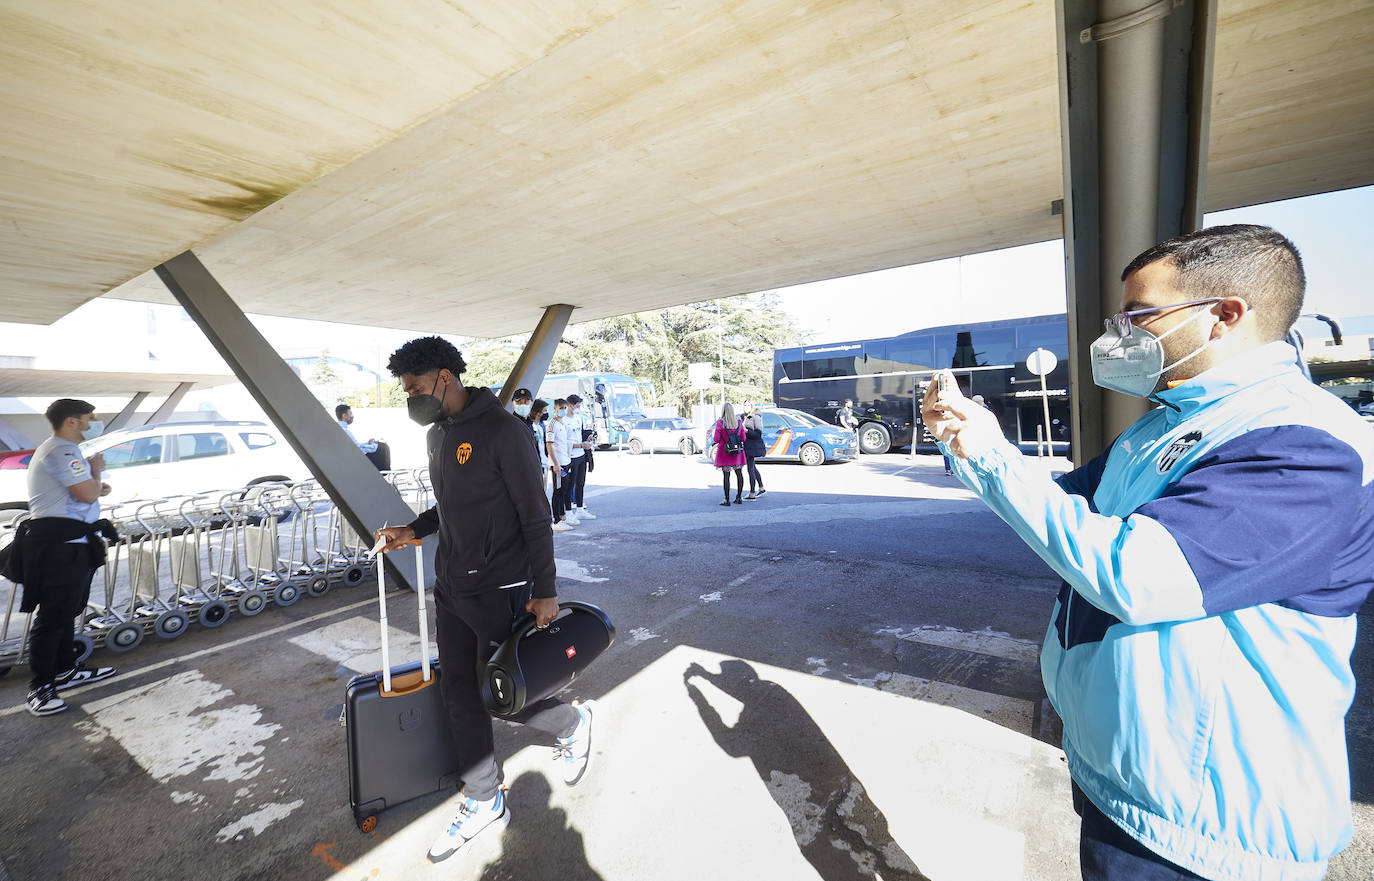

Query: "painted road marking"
left=79, top=670, right=280, bottom=784
left=216, top=799, right=306, bottom=842
left=289, top=617, right=421, bottom=673
left=615, top=498, right=974, bottom=534
left=555, top=557, right=608, bottom=583
left=848, top=670, right=1036, bottom=734
left=879, top=625, right=1041, bottom=666
left=0, top=595, right=378, bottom=720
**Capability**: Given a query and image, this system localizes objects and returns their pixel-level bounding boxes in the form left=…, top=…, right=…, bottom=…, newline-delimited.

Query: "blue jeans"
left=1074, top=784, right=1205, bottom=880
left=567, top=456, right=588, bottom=508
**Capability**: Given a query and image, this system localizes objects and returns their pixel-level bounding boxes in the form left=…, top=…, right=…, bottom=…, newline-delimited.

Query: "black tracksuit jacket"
left=406, top=387, right=557, bottom=603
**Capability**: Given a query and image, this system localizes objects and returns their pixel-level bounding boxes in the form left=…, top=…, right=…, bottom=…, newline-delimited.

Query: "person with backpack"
left=711, top=403, right=747, bottom=506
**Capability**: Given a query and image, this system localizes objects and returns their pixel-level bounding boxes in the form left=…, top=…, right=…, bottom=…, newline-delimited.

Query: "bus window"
left=803, top=345, right=863, bottom=379
left=882, top=335, right=935, bottom=372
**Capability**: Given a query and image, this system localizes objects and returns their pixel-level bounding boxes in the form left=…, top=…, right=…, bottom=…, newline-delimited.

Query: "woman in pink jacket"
left=712, top=403, right=747, bottom=506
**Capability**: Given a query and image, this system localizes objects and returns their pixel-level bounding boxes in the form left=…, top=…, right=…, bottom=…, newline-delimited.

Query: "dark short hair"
left=334, top=404, right=351, bottom=419
left=566, top=394, right=582, bottom=405
left=387, top=336, right=467, bottom=380
left=1121, top=224, right=1305, bottom=342
left=45, top=398, right=94, bottom=430
left=554, top=398, right=568, bottom=409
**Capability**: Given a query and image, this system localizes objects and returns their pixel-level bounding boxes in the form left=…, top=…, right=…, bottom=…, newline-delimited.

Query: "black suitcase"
left=481, top=601, right=615, bottom=719
left=345, top=542, right=460, bottom=832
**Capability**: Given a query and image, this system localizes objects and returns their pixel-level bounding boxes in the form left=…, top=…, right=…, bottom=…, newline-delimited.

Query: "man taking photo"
left=924, top=225, right=1372, bottom=881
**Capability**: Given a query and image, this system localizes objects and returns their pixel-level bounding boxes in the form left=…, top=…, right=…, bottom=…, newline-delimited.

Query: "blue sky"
left=773, top=185, right=1374, bottom=345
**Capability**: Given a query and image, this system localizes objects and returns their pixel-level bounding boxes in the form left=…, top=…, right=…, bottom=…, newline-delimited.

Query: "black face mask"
left=407, top=372, right=450, bottom=426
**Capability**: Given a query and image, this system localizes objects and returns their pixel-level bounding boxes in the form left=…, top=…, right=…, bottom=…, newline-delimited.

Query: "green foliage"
left=452, top=293, right=799, bottom=415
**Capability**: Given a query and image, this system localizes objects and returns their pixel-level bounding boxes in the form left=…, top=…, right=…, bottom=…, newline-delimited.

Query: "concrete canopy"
left=0, top=369, right=238, bottom=398
left=2, top=0, right=1371, bottom=337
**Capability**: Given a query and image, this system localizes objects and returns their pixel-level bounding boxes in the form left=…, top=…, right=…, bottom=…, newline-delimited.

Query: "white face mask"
left=1090, top=305, right=1222, bottom=398
left=81, top=419, right=104, bottom=441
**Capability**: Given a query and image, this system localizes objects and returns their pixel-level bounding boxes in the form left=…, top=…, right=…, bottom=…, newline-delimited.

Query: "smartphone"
left=937, top=373, right=952, bottom=395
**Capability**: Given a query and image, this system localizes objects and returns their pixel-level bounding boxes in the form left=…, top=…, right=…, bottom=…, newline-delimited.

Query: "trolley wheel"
left=359, top=815, right=377, bottom=834
left=273, top=582, right=301, bottom=607
left=306, top=575, right=331, bottom=598
left=238, top=590, right=268, bottom=617
left=154, top=609, right=191, bottom=639
left=341, top=565, right=366, bottom=588
left=73, top=633, right=95, bottom=665
left=107, top=621, right=144, bottom=653
left=199, top=600, right=230, bottom=629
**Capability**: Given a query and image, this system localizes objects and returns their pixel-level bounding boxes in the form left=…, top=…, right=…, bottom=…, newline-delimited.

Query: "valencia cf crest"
left=456, top=442, right=472, bottom=464
left=1157, top=430, right=1202, bottom=473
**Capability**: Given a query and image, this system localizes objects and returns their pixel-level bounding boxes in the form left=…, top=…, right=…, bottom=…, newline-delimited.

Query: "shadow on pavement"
left=684, top=659, right=931, bottom=881
left=477, top=772, right=605, bottom=881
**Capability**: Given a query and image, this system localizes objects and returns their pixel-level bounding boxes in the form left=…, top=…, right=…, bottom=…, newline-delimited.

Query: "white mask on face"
left=1090, top=305, right=1224, bottom=398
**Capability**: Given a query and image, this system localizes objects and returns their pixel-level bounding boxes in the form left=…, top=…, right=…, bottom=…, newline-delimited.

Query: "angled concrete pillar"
left=155, top=251, right=425, bottom=592
left=498, top=305, right=575, bottom=407
left=107, top=392, right=150, bottom=431
left=1055, top=0, right=1217, bottom=462
left=0, top=416, right=34, bottom=451
left=146, top=383, right=193, bottom=425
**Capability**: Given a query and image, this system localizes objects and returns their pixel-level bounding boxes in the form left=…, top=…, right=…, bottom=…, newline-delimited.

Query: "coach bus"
left=530, top=372, right=648, bottom=448
left=772, top=313, right=1072, bottom=455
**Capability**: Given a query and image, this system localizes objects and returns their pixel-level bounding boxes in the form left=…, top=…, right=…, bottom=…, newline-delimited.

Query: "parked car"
left=704, top=407, right=857, bottom=466
left=0, top=449, right=34, bottom=470
left=0, top=421, right=311, bottom=510
left=625, top=417, right=698, bottom=455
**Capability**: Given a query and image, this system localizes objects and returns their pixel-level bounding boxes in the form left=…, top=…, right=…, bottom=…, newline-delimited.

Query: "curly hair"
left=387, top=336, right=467, bottom=379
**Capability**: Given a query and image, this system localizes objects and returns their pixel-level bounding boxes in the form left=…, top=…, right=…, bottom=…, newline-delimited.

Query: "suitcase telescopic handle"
left=509, top=600, right=614, bottom=639
left=372, top=538, right=430, bottom=694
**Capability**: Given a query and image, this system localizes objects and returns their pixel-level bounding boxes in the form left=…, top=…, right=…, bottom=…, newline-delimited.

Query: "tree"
left=445, top=292, right=800, bottom=415
left=307, top=349, right=346, bottom=406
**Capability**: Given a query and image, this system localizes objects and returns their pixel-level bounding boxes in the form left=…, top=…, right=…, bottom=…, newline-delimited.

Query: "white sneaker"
left=552, top=521, right=573, bottom=532
left=575, top=508, right=596, bottom=520
left=25, top=685, right=67, bottom=717
left=563, top=515, right=580, bottom=526
left=554, top=700, right=598, bottom=785
left=427, top=790, right=509, bottom=863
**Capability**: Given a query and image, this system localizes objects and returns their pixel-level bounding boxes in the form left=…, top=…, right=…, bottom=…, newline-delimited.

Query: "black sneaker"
left=55, top=664, right=117, bottom=692
left=26, top=685, right=67, bottom=717
left=756, top=488, right=766, bottom=496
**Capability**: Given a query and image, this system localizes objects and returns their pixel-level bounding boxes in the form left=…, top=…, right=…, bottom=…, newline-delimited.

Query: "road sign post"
left=1026, top=348, right=1058, bottom=459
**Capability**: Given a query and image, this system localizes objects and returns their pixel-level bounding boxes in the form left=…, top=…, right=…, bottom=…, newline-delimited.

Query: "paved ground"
left=1, top=450, right=1370, bottom=881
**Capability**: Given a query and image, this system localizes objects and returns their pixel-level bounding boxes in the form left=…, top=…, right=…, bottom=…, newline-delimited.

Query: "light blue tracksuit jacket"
left=943, top=341, right=1374, bottom=881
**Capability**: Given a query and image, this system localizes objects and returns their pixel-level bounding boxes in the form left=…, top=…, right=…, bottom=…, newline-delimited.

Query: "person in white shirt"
left=549, top=399, right=578, bottom=530
left=335, top=404, right=390, bottom=470
left=564, top=394, right=596, bottom=521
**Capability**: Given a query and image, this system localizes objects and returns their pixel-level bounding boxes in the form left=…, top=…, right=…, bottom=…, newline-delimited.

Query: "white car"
left=624, top=417, right=699, bottom=455
left=0, top=420, right=311, bottom=511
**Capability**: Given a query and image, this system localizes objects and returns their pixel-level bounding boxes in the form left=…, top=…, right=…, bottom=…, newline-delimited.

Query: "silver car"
left=625, top=417, right=699, bottom=455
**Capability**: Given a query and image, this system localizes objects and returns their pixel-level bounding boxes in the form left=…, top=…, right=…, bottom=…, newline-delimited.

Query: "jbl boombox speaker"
left=481, top=601, right=615, bottom=718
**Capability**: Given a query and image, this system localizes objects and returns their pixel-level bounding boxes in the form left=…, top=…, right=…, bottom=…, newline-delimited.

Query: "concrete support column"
left=155, top=250, right=425, bottom=592
left=498, top=305, right=575, bottom=406
left=146, top=383, right=192, bottom=425
left=0, top=415, right=34, bottom=451
left=107, top=392, right=150, bottom=431
left=1055, top=0, right=1217, bottom=462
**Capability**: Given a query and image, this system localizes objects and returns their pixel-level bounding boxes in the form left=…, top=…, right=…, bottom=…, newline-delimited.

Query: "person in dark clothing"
left=16, top=398, right=118, bottom=716
left=374, top=337, right=598, bottom=863
left=740, top=401, right=767, bottom=500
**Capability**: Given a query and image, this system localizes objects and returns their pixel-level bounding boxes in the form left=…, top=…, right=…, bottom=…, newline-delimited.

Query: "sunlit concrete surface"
left=1, top=452, right=1370, bottom=880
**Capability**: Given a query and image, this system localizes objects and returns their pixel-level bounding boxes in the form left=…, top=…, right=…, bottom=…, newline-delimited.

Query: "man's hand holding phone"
left=921, top=370, right=1002, bottom=460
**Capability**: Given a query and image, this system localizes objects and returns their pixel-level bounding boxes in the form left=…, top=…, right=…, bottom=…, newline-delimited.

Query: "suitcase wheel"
left=359, top=815, right=377, bottom=834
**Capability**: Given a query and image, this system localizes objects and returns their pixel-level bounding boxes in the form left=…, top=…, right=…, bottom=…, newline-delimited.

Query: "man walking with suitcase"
left=375, top=337, right=598, bottom=863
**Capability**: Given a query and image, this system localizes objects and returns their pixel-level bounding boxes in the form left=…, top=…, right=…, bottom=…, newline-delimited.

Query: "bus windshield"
left=608, top=381, right=644, bottom=417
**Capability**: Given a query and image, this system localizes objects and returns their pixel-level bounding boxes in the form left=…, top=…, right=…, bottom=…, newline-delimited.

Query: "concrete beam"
left=154, top=250, right=426, bottom=592
left=145, top=383, right=193, bottom=425
left=106, top=392, right=150, bottom=431
left=497, top=304, right=575, bottom=407
left=0, top=415, right=34, bottom=451
left=1055, top=0, right=1216, bottom=463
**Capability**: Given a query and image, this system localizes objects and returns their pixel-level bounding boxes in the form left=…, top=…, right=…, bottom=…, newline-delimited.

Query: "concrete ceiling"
left=2, top=0, right=1371, bottom=337
left=0, top=369, right=238, bottom=398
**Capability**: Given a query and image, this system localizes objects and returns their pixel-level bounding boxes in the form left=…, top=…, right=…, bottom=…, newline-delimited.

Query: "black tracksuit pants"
left=28, top=543, right=96, bottom=692
left=435, top=583, right=580, bottom=801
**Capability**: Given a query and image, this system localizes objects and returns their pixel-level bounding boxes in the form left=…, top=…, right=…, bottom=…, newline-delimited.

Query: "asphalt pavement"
left=1, top=449, right=1370, bottom=881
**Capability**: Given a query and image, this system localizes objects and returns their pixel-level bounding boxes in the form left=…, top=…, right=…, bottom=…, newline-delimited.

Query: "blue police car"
left=706, top=407, right=857, bottom=466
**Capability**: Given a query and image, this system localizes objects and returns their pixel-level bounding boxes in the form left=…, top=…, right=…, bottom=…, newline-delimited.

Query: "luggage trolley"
left=168, top=494, right=233, bottom=629
left=126, top=498, right=194, bottom=640
left=208, top=490, right=271, bottom=619
left=240, top=483, right=304, bottom=608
